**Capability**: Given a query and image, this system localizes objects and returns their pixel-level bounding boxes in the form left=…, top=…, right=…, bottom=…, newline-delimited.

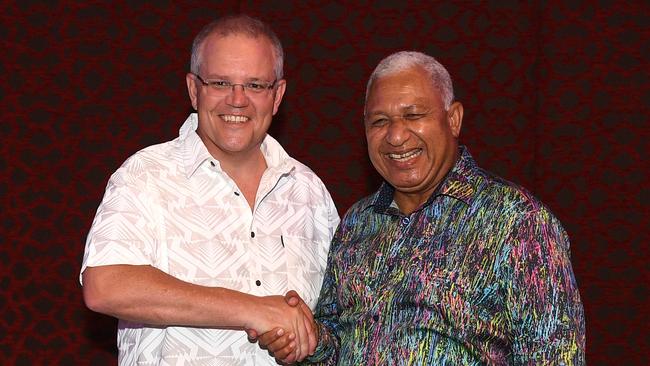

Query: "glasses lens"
left=198, top=75, right=275, bottom=96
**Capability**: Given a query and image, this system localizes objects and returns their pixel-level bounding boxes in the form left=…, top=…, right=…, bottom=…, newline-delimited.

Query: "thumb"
left=246, top=329, right=259, bottom=341
left=284, top=290, right=301, bottom=307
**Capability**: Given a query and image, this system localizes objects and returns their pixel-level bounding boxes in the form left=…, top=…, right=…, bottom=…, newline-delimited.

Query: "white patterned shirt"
left=80, top=113, right=339, bottom=365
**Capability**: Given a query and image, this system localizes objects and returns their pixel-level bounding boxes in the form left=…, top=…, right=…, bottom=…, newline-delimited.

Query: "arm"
left=83, top=264, right=314, bottom=359
left=81, top=162, right=315, bottom=357
left=505, top=209, right=585, bottom=365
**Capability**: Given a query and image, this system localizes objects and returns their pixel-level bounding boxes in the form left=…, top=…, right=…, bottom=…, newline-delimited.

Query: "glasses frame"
left=192, top=73, right=277, bottom=95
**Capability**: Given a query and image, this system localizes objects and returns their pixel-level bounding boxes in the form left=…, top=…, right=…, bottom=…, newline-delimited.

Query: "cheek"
left=198, top=97, right=219, bottom=112
left=365, top=129, right=383, bottom=147
left=366, top=137, right=382, bottom=160
left=255, top=101, right=275, bottom=119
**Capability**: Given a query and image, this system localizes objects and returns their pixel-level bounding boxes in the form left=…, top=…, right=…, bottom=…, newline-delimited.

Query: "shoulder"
left=285, top=157, right=332, bottom=192
left=468, top=167, right=568, bottom=244
left=109, top=138, right=181, bottom=187
left=469, top=166, right=552, bottom=217
left=337, top=193, right=378, bottom=226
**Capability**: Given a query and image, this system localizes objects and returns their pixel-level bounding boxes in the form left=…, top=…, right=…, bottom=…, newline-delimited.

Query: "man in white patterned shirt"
left=80, top=14, right=339, bottom=365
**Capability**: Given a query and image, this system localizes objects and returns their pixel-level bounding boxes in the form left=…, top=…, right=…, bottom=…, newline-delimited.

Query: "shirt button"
left=372, top=315, right=379, bottom=322
left=255, top=280, right=262, bottom=286
left=210, top=161, right=215, bottom=167
left=401, top=217, right=410, bottom=225
left=250, top=231, right=255, bottom=238
left=234, top=192, right=240, bottom=196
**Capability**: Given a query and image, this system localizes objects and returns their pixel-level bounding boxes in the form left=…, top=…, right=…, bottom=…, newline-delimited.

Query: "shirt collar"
left=179, top=113, right=295, bottom=178
left=364, top=145, right=477, bottom=212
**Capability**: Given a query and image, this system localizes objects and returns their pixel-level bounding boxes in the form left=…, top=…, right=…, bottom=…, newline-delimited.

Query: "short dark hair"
left=190, top=14, right=284, bottom=79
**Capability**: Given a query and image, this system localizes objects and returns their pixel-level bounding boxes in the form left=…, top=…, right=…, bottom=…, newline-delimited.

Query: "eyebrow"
left=402, top=104, right=427, bottom=112
left=366, top=104, right=429, bottom=116
left=202, top=74, right=272, bottom=82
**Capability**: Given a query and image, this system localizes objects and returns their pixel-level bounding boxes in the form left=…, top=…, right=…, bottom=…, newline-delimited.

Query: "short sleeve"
left=79, top=162, right=160, bottom=285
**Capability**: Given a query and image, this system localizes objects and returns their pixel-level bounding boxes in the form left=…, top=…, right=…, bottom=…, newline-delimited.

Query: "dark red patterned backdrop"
left=1, top=1, right=648, bottom=364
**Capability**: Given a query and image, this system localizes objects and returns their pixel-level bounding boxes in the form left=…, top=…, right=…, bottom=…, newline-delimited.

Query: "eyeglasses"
left=193, top=73, right=277, bottom=95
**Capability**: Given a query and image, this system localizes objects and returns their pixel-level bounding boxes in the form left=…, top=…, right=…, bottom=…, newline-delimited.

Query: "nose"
left=385, top=118, right=410, bottom=146
left=225, top=84, right=249, bottom=108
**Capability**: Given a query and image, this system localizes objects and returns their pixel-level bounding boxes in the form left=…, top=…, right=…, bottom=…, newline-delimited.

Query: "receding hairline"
left=196, top=32, right=277, bottom=66
left=190, top=15, right=284, bottom=78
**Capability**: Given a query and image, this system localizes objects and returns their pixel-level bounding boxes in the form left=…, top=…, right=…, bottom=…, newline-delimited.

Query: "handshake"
left=246, top=290, right=318, bottom=364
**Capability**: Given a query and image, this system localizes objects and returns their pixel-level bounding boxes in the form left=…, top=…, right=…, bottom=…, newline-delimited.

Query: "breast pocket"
left=282, top=235, right=329, bottom=309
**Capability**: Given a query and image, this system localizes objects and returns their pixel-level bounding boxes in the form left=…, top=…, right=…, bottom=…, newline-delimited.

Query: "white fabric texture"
left=81, top=113, right=339, bottom=365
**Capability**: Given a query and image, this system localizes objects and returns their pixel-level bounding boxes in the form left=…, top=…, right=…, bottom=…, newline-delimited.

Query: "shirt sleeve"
left=504, top=207, right=586, bottom=365
left=302, top=226, right=343, bottom=365
left=79, top=161, right=160, bottom=285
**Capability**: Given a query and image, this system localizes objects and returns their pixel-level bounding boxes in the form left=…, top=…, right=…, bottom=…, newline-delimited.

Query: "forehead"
left=199, top=33, right=276, bottom=78
left=366, top=66, right=443, bottom=112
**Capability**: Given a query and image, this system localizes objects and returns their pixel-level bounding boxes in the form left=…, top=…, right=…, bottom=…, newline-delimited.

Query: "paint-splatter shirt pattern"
left=306, top=147, right=585, bottom=365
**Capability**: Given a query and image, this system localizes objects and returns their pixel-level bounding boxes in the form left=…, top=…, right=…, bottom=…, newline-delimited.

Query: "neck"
left=393, top=188, right=435, bottom=216
left=201, top=140, right=267, bottom=210
left=393, top=146, right=460, bottom=215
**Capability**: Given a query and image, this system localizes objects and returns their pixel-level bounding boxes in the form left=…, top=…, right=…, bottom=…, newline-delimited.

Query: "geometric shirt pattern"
left=308, top=146, right=584, bottom=365
left=81, top=114, right=339, bottom=365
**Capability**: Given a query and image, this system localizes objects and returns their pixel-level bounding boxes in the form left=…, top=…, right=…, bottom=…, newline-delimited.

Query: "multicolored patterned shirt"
left=307, top=146, right=585, bottom=365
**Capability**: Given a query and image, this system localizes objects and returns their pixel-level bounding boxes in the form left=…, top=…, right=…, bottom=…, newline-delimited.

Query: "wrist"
left=238, top=292, right=265, bottom=331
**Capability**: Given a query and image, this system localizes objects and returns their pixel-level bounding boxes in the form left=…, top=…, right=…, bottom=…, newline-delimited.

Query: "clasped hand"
left=247, top=290, right=317, bottom=364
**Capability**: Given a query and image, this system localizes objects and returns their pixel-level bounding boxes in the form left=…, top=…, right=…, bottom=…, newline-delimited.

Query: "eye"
left=369, top=117, right=388, bottom=127
left=403, top=113, right=426, bottom=120
left=247, top=82, right=266, bottom=89
left=245, top=82, right=266, bottom=91
left=211, top=80, right=231, bottom=89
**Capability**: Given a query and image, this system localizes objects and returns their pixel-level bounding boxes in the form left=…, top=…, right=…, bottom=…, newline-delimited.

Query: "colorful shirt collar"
left=365, top=145, right=477, bottom=214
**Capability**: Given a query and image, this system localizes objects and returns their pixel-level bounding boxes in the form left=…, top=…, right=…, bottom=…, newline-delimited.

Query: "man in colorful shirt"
left=256, top=51, right=585, bottom=365
left=80, top=15, right=338, bottom=365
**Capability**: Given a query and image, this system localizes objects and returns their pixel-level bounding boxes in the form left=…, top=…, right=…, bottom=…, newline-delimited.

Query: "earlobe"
left=186, top=73, right=198, bottom=110
left=448, top=102, right=464, bottom=138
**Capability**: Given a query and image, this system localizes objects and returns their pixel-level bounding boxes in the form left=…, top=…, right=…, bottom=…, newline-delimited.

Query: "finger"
left=297, top=301, right=316, bottom=355
left=298, top=310, right=313, bottom=357
left=304, top=318, right=317, bottom=355
left=299, top=301, right=314, bottom=323
left=295, top=313, right=309, bottom=361
left=281, top=353, right=298, bottom=365
left=271, top=341, right=297, bottom=362
left=266, top=332, right=295, bottom=353
left=257, top=327, right=285, bottom=348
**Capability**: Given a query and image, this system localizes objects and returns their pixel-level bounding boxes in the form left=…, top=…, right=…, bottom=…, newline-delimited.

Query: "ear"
left=271, top=79, right=287, bottom=115
left=447, top=101, right=463, bottom=138
left=186, top=73, right=199, bottom=110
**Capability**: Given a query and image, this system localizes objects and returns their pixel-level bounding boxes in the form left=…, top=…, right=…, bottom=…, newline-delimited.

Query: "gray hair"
left=190, top=14, right=284, bottom=79
left=365, top=51, right=454, bottom=110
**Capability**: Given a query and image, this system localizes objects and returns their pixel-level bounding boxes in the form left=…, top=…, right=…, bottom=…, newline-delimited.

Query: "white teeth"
left=388, top=149, right=421, bottom=161
left=221, top=115, right=249, bottom=123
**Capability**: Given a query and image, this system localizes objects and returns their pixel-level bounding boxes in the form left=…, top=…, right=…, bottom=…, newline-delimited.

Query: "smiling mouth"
left=220, top=114, right=250, bottom=123
left=387, top=149, right=422, bottom=162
